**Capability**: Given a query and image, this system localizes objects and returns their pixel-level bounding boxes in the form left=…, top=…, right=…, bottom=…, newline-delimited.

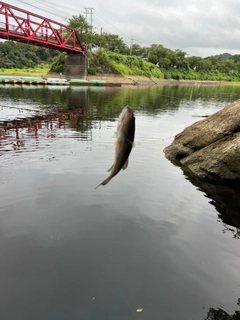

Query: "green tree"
left=0, top=40, right=57, bottom=68
left=218, top=59, right=236, bottom=74
left=68, top=14, right=92, bottom=50
left=100, top=32, right=128, bottom=54
left=207, top=56, right=220, bottom=71
left=148, top=44, right=169, bottom=64
left=174, top=49, right=187, bottom=69
left=187, top=56, right=203, bottom=71
left=201, top=58, right=213, bottom=71
left=147, top=44, right=175, bottom=68
left=50, top=52, right=65, bottom=72
left=130, top=44, right=146, bottom=57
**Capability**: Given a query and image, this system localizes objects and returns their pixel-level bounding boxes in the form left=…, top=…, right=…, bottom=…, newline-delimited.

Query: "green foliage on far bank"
left=89, top=50, right=164, bottom=78
left=86, top=50, right=240, bottom=82
left=51, top=49, right=239, bottom=82
left=0, top=67, right=49, bottom=75
left=0, top=41, right=59, bottom=69
left=162, top=68, right=240, bottom=81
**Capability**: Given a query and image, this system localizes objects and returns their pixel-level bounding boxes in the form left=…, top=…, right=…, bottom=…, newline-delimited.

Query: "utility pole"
left=130, top=36, right=134, bottom=56
left=84, top=8, right=94, bottom=31
left=84, top=8, right=94, bottom=51
left=100, top=27, right=102, bottom=49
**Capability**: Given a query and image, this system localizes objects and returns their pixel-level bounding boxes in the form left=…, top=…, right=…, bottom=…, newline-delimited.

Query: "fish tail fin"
left=95, top=176, right=112, bottom=189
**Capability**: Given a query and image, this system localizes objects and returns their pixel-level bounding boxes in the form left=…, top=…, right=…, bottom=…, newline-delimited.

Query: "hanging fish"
left=96, top=106, right=135, bottom=188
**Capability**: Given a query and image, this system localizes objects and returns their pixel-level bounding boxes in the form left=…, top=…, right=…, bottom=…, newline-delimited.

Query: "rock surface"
left=164, top=99, right=240, bottom=181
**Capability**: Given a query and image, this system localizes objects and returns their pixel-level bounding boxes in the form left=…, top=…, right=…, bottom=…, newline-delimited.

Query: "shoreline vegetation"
left=0, top=69, right=238, bottom=86
left=49, top=50, right=240, bottom=85
left=1, top=50, right=240, bottom=86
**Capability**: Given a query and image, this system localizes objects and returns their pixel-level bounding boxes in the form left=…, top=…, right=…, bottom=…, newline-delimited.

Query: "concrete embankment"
left=0, top=72, right=225, bottom=87
left=87, top=74, right=224, bottom=86
left=46, top=71, right=225, bottom=86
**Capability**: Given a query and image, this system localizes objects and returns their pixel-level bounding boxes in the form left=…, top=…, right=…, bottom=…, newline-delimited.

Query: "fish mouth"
left=117, top=107, right=135, bottom=141
left=123, top=106, right=134, bottom=115
left=119, top=107, right=135, bottom=124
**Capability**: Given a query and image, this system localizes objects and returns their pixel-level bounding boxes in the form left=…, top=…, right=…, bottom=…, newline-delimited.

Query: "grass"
left=0, top=68, right=50, bottom=76
left=223, top=81, right=240, bottom=86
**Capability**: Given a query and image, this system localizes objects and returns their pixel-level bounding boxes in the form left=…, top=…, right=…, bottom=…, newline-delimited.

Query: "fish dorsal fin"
left=122, top=158, right=129, bottom=170
left=107, top=164, right=114, bottom=172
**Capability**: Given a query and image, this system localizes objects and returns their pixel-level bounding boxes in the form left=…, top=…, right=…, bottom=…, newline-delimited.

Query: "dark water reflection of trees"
left=180, top=171, right=240, bottom=319
left=205, top=298, right=240, bottom=319
left=1, top=83, right=240, bottom=115
left=181, top=167, right=240, bottom=239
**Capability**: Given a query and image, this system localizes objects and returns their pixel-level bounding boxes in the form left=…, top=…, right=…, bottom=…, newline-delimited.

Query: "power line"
left=17, top=0, right=63, bottom=18
left=94, top=10, right=132, bottom=42
left=8, top=1, right=133, bottom=46
left=15, top=0, right=85, bottom=22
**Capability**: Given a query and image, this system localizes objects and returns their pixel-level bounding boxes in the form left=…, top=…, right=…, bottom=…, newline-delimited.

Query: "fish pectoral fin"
left=127, top=139, right=134, bottom=147
left=114, top=139, right=120, bottom=147
left=122, top=158, right=129, bottom=170
left=107, top=164, right=114, bottom=172
left=114, top=140, right=123, bottom=148
left=114, top=132, right=118, bottom=138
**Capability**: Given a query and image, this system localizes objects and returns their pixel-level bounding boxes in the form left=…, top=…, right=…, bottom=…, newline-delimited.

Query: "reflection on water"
left=181, top=168, right=240, bottom=239
left=0, top=84, right=240, bottom=320
left=205, top=298, right=240, bottom=319
left=0, top=108, right=86, bottom=158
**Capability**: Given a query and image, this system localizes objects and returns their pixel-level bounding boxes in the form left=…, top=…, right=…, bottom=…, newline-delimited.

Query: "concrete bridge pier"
left=63, top=53, right=88, bottom=80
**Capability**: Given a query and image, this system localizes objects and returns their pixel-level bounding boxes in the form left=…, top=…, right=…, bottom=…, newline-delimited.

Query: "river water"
left=0, top=84, right=240, bottom=320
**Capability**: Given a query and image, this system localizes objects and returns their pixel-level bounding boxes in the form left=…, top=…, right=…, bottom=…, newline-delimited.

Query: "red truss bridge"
left=0, top=2, right=86, bottom=54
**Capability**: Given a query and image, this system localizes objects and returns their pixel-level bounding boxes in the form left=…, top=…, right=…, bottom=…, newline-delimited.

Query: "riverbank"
left=0, top=70, right=233, bottom=86
left=86, top=74, right=225, bottom=86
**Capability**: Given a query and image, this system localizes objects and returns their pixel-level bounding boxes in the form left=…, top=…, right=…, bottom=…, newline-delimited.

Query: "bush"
left=50, top=52, right=65, bottom=72
left=88, top=67, right=97, bottom=75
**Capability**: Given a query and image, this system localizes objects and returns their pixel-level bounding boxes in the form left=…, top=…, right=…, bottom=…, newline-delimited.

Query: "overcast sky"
left=6, top=0, right=240, bottom=57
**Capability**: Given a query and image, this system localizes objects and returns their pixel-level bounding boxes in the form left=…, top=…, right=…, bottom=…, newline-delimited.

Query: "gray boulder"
left=164, top=99, right=240, bottom=181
